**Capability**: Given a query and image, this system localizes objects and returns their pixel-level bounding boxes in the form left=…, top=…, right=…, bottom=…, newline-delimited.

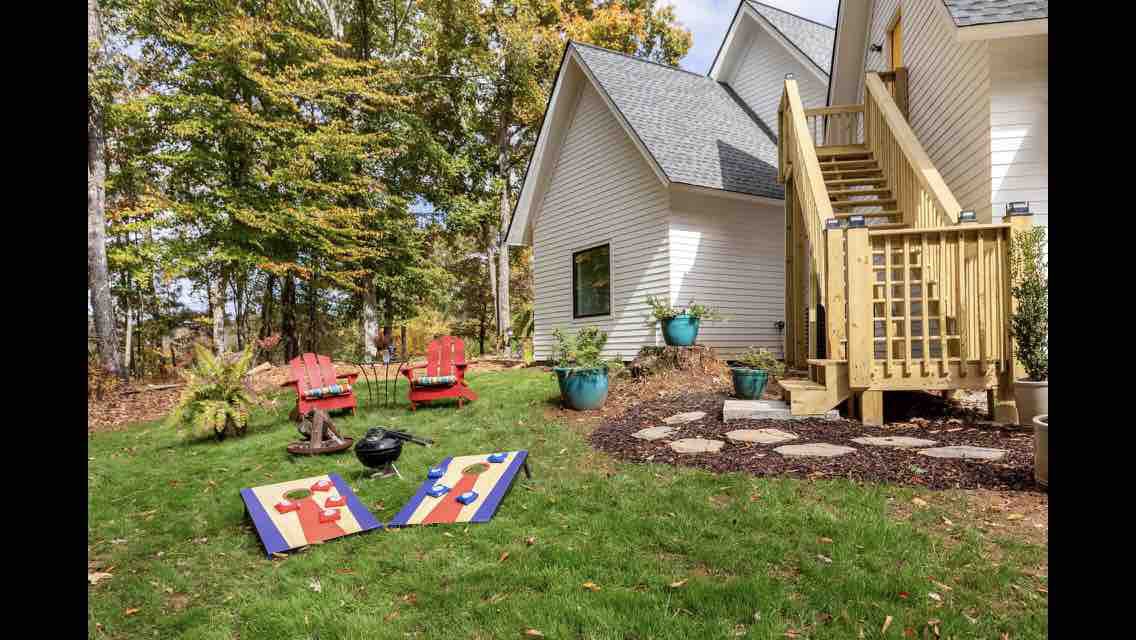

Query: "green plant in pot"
left=729, top=347, right=785, bottom=399
left=1008, top=226, right=1047, bottom=487
left=551, top=326, right=622, bottom=410
left=1009, top=226, right=1048, bottom=425
left=165, top=344, right=258, bottom=441
left=644, top=296, right=724, bottom=347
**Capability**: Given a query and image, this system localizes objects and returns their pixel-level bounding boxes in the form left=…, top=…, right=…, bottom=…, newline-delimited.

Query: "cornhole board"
left=240, top=473, right=381, bottom=556
left=389, top=450, right=529, bottom=527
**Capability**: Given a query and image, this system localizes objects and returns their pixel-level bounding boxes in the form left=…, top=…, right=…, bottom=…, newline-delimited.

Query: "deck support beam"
left=856, top=389, right=884, bottom=425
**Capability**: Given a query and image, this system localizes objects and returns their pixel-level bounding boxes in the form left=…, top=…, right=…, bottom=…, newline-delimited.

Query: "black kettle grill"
left=354, top=427, right=433, bottom=478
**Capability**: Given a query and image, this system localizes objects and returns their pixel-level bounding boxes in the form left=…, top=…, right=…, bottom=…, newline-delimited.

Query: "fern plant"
left=165, top=344, right=257, bottom=440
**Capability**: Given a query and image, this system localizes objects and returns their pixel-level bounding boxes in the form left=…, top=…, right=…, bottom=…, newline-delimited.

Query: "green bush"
left=551, top=326, right=622, bottom=373
left=643, top=296, right=725, bottom=322
left=165, top=345, right=258, bottom=440
left=734, top=346, right=786, bottom=377
left=1009, top=227, right=1048, bottom=381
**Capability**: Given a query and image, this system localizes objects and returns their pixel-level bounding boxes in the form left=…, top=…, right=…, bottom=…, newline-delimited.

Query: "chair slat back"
left=316, top=355, right=338, bottom=388
left=425, top=336, right=465, bottom=377
left=290, top=353, right=330, bottom=392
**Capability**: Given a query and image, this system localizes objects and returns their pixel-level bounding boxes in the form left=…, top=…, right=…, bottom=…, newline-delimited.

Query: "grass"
left=88, top=369, right=1047, bottom=639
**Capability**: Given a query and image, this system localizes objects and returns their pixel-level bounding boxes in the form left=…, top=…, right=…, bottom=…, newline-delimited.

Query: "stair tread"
left=815, top=144, right=870, bottom=156
left=779, top=378, right=827, bottom=392
left=822, top=169, right=884, bottom=177
left=828, top=188, right=891, bottom=198
left=835, top=210, right=902, bottom=218
left=820, top=160, right=879, bottom=169
left=831, top=198, right=898, bottom=208
left=825, top=178, right=888, bottom=186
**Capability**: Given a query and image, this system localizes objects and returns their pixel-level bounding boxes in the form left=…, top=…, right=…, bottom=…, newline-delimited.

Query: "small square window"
left=573, top=244, right=611, bottom=318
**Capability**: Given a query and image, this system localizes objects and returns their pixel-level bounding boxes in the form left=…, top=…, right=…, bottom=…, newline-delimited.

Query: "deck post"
left=845, top=227, right=873, bottom=387
left=825, top=228, right=848, bottom=360
left=857, top=390, right=883, bottom=426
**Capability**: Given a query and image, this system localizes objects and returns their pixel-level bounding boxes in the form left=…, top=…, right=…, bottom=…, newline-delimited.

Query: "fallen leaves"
left=525, top=536, right=536, bottom=546
left=816, top=554, right=832, bottom=564
left=911, top=497, right=929, bottom=508
left=882, top=615, right=893, bottom=634
left=88, top=571, right=113, bottom=586
left=928, top=591, right=942, bottom=602
left=499, top=551, right=510, bottom=563
left=523, top=629, right=545, bottom=638
left=581, top=581, right=601, bottom=592
left=668, top=579, right=688, bottom=589
left=308, top=578, right=322, bottom=593
left=124, top=608, right=141, bottom=617
left=818, top=537, right=833, bottom=544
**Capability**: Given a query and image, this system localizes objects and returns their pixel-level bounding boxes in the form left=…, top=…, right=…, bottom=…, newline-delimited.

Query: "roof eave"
left=956, top=17, right=1048, bottom=42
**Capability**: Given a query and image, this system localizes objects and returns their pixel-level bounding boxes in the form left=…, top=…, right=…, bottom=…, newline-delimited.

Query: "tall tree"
left=89, top=0, right=125, bottom=380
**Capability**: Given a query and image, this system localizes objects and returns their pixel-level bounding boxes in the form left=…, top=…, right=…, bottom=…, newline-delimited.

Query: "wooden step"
left=815, top=144, right=870, bottom=158
left=828, top=188, right=891, bottom=198
left=831, top=198, right=897, bottom=209
left=834, top=210, right=902, bottom=219
left=825, top=177, right=888, bottom=187
left=864, top=222, right=909, bottom=230
left=819, top=160, right=878, bottom=170
left=822, top=169, right=883, bottom=179
left=778, top=378, right=826, bottom=393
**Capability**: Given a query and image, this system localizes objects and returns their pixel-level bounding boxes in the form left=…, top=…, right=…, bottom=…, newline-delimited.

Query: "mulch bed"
left=588, top=391, right=1040, bottom=491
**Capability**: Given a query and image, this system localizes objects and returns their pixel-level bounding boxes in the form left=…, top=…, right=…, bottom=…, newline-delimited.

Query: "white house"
left=828, top=0, right=1048, bottom=228
left=506, top=1, right=836, bottom=361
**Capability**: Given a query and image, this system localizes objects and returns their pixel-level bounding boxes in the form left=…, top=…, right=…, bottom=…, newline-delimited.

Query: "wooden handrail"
left=863, top=73, right=960, bottom=228
left=779, top=78, right=836, bottom=297
left=804, top=105, right=864, bottom=117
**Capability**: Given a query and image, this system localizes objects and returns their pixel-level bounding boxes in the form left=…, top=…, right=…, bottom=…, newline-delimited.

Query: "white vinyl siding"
left=725, top=28, right=828, bottom=135
left=669, top=191, right=785, bottom=359
left=989, top=35, right=1047, bottom=229
left=863, top=0, right=992, bottom=220
left=531, top=83, right=670, bottom=361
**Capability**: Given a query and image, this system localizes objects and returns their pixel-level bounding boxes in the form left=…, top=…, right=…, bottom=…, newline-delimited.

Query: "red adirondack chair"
left=401, top=336, right=478, bottom=410
left=281, top=353, right=360, bottom=418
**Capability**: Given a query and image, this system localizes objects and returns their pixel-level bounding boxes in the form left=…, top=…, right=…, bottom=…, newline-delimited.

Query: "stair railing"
left=804, top=105, right=865, bottom=147
left=863, top=73, right=960, bottom=228
left=779, top=78, right=836, bottom=297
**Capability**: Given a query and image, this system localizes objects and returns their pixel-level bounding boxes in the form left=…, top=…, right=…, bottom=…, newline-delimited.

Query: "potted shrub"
left=644, top=296, right=723, bottom=347
left=729, top=347, right=785, bottom=399
left=1009, top=226, right=1048, bottom=425
left=165, top=344, right=258, bottom=441
left=551, top=326, right=622, bottom=410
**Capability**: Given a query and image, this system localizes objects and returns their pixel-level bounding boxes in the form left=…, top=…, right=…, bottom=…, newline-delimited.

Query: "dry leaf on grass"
left=525, top=536, right=536, bottom=546
left=124, top=608, right=140, bottom=617
left=523, top=629, right=545, bottom=637
left=88, top=571, right=113, bottom=586
left=669, top=579, right=688, bottom=588
left=882, top=615, right=893, bottom=634
left=309, top=578, right=322, bottom=593
left=817, top=554, right=832, bottom=564
left=499, top=551, right=510, bottom=562
left=912, top=497, right=928, bottom=508
left=581, top=581, right=601, bottom=592
left=928, top=592, right=942, bottom=602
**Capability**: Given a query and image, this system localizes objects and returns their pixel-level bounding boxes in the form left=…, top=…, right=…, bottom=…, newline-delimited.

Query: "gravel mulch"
left=588, top=392, right=1040, bottom=491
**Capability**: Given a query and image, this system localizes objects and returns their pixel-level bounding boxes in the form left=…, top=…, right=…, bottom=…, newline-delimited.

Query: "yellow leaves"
left=88, top=571, right=113, bottom=586
left=668, top=579, right=688, bottom=589
left=581, top=581, right=601, bottom=592
left=882, top=615, right=893, bottom=634
left=523, top=630, right=545, bottom=638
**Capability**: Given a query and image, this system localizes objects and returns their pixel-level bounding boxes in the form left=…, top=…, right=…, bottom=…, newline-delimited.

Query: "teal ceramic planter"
left=661, top=315, right=701, bottom=346
left=730, top=367, right=769, bottom=399
left=554, top=366, right=609, bottom=410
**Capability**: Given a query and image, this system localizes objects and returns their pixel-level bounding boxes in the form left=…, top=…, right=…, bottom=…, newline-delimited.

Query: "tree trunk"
left=305, top=279, right=320, bottom=354
left=123, top=293, right=134, bottom=373
left=210, top=271, right=228, bottom=356
left=496, top=119, right=512, bottom=349
left=363, top=281, right=379, bottom=359
left=282, top=275, right=299, bottom=360
left=88, top=0, right=124, bottom=381
left=259, top=273, right=276, bottom=339
left=485, top=226, right=498, bottom=351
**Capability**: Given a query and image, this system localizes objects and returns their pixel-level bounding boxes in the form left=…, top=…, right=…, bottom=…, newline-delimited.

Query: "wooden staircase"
left=816, top=145, right=905, bottom=229
left=779, top=359, right=851, bottom=416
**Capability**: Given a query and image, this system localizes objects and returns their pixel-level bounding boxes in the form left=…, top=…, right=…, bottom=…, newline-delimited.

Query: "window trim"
left=571, top=242, right=613, bottom=320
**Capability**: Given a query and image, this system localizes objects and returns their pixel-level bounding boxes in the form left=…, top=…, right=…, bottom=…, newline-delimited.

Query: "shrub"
left=551, top=326, right=623, bottom=373
left=165, top=345, right=258, bottom=440
left=1009, top=227, right=1048, bottom=381
left=643, top=296, right=724, bottom=322
left=734, top=347, right=786, bottom=377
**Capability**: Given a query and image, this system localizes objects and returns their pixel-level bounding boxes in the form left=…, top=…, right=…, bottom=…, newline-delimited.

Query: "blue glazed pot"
left=730, top=367, right=769, bottom=399
left=553, top=366, right=609, bottom=410
left=661, top=315, right=701, bottom=346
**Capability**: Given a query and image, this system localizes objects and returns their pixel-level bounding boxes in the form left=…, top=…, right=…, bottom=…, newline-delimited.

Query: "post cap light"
left=958, top=210, right=977, bottom=224
left=825, top=219, right=843, bottom=230
left=847, top=215, right=866, bottom=228
left=784, top=72, right=795, bottom=80
left=1006, top=201, right=1031, bottom=216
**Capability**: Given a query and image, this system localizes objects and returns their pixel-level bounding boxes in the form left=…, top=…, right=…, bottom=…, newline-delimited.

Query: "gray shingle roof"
left=746, top=1, right=835, bottom=76
left=942, top=0, right=1048, bottom=27
left=573, top=42, right=783, bottom=200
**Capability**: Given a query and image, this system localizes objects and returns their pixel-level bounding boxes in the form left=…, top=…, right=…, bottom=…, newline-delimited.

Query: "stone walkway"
left=658, top=411, right=1008, bottom=461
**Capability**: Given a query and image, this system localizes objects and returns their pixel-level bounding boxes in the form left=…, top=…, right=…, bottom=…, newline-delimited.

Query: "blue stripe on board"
left=472, top=450, right=527, bottom=523
left=329, top=473, right=382, bottom=532
left=389, top=456, right=453, bottom=527
left=240, top=487, right=290, bottom=557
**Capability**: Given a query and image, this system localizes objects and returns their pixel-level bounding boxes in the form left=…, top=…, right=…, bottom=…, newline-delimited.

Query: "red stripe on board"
left=296, top=496, right=345, bottom=542
left=421, top=473, right=479, bottom=524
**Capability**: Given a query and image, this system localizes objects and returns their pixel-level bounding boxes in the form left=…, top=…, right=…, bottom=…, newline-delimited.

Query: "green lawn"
left=88, top=369, right=1047, bottom=639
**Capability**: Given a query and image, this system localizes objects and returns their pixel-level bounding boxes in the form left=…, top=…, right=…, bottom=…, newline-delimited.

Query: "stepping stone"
left=723, top=399, right=840, bottom=422
left=632, top=426, right=676, bottom=441
left=664, top=411, right=706, bottom=425
left=726, top=428, right=799, bottom=445
left=774, top=443, right=856, bottom=458
left=669, top=438, right=725, bottom=454
left=851, top=436, right=938, bottom=448
left=918, top=445, right=1007, bottom=461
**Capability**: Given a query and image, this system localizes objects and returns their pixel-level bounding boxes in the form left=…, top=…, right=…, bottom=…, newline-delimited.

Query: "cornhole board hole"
left=389, top=450, right=530, bottom=527
left=240, top=473, right=382, bottom=556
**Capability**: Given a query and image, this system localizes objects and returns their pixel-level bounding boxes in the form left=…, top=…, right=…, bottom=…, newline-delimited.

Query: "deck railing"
left=804, top=105, right=864, bottom=147
left=863, top=73, right=960, bottom=228
left=833, top=224, right=1013, bottom=388
left=779, top=78, right=836, bottom=297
